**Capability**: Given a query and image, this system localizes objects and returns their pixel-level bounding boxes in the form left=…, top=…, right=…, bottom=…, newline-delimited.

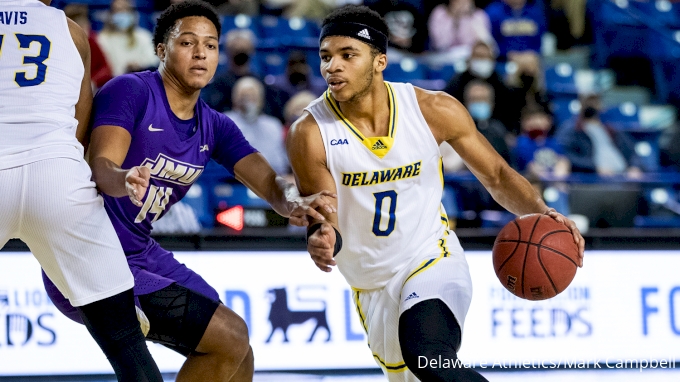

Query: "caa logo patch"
left=330, top=139, right=349, bottom=146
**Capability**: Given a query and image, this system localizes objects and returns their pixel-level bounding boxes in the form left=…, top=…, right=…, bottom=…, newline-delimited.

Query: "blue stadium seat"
left=256, top=51, right=287, bottom=76
left=427, top=64, right=456, bottom=82
left=259, top=16, right=320, bottom=49
left=221, top=14, right=261, bottom=38
left=183, top=182, right=213, bottom=228
left=545, top=63, right=578, bottom=96
left=600, top=102, right=641, bottom=129
left=211, top=182, right=270, bottom=211
left=550, top=98, right=581, bottom=127
left=383, top=58, right=426, bottom=82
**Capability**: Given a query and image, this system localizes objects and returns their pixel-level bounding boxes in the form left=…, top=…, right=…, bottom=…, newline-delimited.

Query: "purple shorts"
left=43, top=240, right=219, bottom=324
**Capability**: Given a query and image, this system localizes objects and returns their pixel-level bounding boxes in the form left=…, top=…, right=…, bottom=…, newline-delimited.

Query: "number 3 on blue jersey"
left=0, top=34, right=51, bottom=87
left=372, top=190, right=397, bottom=237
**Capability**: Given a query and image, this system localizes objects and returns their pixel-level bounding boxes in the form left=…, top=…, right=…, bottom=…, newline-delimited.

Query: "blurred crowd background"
left=52, top=0, right=680, bottom=232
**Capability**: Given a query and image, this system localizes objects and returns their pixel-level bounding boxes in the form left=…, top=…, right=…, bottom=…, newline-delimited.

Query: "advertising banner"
left=0, top=250, right=678, bottom=375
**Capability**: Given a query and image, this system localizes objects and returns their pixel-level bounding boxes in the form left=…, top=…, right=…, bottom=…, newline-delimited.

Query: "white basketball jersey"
left=0, top=0, right=84, bottom=170
left=306, top=82, right=464, bottom=290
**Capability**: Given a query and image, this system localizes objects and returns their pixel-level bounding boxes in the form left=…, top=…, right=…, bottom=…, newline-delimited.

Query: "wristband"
left=306, top=223, right=344, bottom=257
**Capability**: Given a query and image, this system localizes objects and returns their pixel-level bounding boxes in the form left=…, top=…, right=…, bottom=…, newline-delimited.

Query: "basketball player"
left=41, top=1, right=335, bottom=381
left=0, top=1, right=163, bottom=381
left=287, top=5, right=585, bottom=382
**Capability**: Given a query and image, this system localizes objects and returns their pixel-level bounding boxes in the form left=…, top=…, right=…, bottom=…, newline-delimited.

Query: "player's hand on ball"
left=544, top=208, right=585, bottom=267
left=288, top=190, right=337, bottom=227
left=125, top=166, right=150, bottom=207
left=308, top=223, right=337, bottom=272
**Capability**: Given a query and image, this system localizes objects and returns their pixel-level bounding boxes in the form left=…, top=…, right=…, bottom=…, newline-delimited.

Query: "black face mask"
left=519, top=74, right=535, bottom=90
left=583, top=106, right=599, bottom=119
left=289, top=71, right=307, bottom=86
left=232, top=52, right=250, bottom=67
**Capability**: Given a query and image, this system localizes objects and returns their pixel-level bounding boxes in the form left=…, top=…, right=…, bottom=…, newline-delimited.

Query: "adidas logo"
left=371, top=139, right=387, bottom=150
left=357, top=29, right=371, bottom=40
left=404, top=292, right=419, bottom=302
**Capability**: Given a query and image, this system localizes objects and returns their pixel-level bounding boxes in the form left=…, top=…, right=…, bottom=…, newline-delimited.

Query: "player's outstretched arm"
left=416, top=88, right=584, bottom=264
left=286, top=112, right=341, bottom=272
left=89, top=125, right=150, bottom=207
left=66, top=18, right=93, bottom=151
left=231, top=152, right=337, bottom=226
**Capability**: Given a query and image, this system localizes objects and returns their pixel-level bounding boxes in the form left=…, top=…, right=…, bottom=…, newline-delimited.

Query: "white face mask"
left=242, top=101, right=260, bottom=122
left=469, top=59, right=495, bottom=79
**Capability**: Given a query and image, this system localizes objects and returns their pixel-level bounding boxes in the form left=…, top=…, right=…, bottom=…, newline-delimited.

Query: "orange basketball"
left=492, top=214, right=579, bottom=300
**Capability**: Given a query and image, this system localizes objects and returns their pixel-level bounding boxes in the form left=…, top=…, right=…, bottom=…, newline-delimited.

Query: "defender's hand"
left=125, top=166, right=150, bottom=207
left=288, top=190, right=337, bottom=227
left=308, top=223, right=337, bottom=272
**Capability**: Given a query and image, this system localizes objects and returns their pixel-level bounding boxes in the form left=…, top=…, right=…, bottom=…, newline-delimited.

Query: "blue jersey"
left=93, top=71, right=257, bottom=253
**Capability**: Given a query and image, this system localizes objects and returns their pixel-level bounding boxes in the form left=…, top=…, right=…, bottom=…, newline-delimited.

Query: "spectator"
left=64, top=4, right=113, bottom=89
left=216, top=0, right=260, bottom=16
left=266, top=51, right=327, bottom=108
left=428, top=0, right=493, bottom=54
left=463, top=80, right=512, bottom=164
left=97, top=0, right=158, bottom=77
left=226, top=77, right=290, bottom=175
left=261, top=0, right=334, bottom=20
left=556, top=94, right=643, bottom=177
left=484, top=0, right=547, bottom=59
left=202, top=29, right=286, bottom=120
left=283, top=90, right=316, bottom=139
left=443, top=41, right=515, bottom=131
left=505, top=50, right=549, bottom=134
left=365, top=0, right=429, bottom=55
left=514, top=106, right=570, bottom=177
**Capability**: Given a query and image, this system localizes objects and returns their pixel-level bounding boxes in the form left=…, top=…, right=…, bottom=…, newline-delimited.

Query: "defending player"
left=0, top=1, right=163, bottom=381
left=42, top=1, right=335, bottom=381
left=286, top=5, right=585, bottom=382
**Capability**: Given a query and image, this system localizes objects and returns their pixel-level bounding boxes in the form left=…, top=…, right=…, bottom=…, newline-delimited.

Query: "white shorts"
left=351, top=232, right=473, bottom=381
left=0, top=155, right=133, bottom=306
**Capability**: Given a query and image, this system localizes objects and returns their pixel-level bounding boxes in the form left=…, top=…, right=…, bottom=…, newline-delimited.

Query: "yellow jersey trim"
left=324, top=82, right=398, bottom=159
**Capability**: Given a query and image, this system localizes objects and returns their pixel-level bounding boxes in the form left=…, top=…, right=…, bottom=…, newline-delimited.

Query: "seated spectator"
left=226, top=77, right=290, bottom=175
left=283, top=90, right=317, bottom=139
left=64, top=4, right=113, bottom=89
left=202, top=29, right=258, bottom=112
left=556, top=94, right=643, bottom=177
left=365, top=0, right=429, bottom=56
left=261, top=0, right=334, bottom=20
left=463, top=80, right=512, bottom=164
left=505, top=50, right=549, bottom=134
left=428, top=0, right=493, bottom=54
left=514, top=106, right=570, bottom=177
left=443, top=40, right=515, bottom=129
left=266, top=51, right=327, bottom=106
left=484, top=0, right=547, bottom=59
left=97, top=0, right=158, bottom=77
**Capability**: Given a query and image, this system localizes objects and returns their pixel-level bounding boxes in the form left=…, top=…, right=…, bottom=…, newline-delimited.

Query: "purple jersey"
left=94, top=71, right=257, bottom=253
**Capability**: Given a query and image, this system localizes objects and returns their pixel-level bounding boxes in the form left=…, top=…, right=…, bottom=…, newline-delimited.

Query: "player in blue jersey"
left=42, top=1, right=335, bottom=381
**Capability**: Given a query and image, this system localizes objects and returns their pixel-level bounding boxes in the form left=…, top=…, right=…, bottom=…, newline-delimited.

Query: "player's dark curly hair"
left=153, top=0, right=221, bottom=47
left=321, top=5, right=388, bottom=56
left=322, top=5, right=388, bottom=37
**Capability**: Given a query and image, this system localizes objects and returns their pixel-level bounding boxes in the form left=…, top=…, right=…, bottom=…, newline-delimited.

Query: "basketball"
left=492, top=214, right=579, bottom=300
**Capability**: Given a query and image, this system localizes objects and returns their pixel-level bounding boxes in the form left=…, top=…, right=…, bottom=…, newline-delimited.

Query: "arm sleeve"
left=211, top=114, right=259, bottom=175
left=92, top=74, right=149, bottom=133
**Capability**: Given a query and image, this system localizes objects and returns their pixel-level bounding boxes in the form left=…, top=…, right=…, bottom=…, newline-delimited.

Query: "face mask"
left=468, top=102, right=491, bottom=121
left=583, top=106, right=599, bottom=119
left=289, top=71, right=307, bottom=86
left=469, top=59, right=495, bottom=79
left=527, top=128, right=548, bottom=140
left=232, top=52, right=250, bottom=67
left=111, top=12, right=135, bottom=31
left=242, top=101, right=260, bottom=121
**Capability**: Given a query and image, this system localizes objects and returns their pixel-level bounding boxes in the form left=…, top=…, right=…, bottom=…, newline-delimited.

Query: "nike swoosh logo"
left=148, top=124, right=164, bottom=132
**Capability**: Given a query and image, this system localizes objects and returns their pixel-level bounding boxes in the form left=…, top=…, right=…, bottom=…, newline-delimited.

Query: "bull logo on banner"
left=265, top=287, right=331, bottom=343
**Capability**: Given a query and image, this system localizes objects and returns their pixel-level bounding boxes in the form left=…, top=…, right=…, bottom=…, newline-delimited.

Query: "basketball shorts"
left=0, top=156, right=133, bottom=307
left=351, top=231, right=473, bottom=382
